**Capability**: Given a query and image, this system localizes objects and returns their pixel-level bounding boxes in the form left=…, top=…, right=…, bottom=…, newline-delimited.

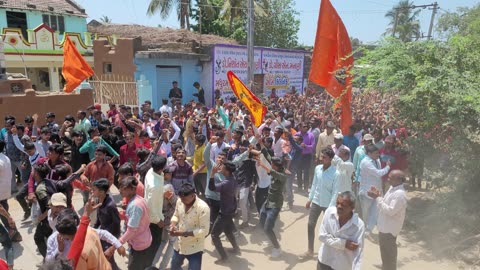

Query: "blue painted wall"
left=0, top=8, right=87, bottom=37
left=135, top=57, right=202, bottom=109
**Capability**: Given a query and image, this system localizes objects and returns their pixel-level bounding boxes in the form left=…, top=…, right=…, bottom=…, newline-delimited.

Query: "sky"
left=77, top=0, right=479, bottom=45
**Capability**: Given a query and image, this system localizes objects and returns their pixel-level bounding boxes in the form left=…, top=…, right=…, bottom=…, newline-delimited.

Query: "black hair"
left=171, top=144, right=183, bottom=153
left=178, top=183, right=195, bottom=196
left=100, top=119, right=111, bottom=126
left=136, top=148, right=150, bottom=161
left=87, top=127, right=97, bottom=137
left=95, top=145, right=108, bottom=155
left=49, top=144, right=64, bottom=155
left=118, top=163, right=134, bottom=176
left=162, top=99, right=169, bottom=105
left=271, top=157, right=284, bottom=171
left=151, top=156, right=167, bottom=172
left=34, top=163, right=51, bottom=179
left=215, top=130, right=225, bottom=138
left=97, top=124, right=108, bottom=133
left=223, top=161, right=236, bottom=173
left=24, top=115, right=34, bottom=123
left=139, top=130, right=149, bottom=138
left=264, top=137, right=273, bottom=144
left=113, top=126, right=123, bottom=137
left=365, top=144, right=379, bottom=154
left=24, top=141, right=35, bottom=151
left=6, top=119, right=15, bottom=126
left=55, top=208, right=80, bottom=236
left=54, top=164, right=70, bottom=179
left=70, top=130, right=83, bottom=138
left=40, top=127, right=51, bottom=135
left=193, top=82, right=200, bottom=87
left=320, top=147, right=335, bottom=159
left=119, top=176, right=138, bottom=188
left=64, top=115, right=75, bottom=122
left=92, top=178, right=110, bottom=192
left=16, top=124, right=25, bottom=132
left=195, top=134, right=206, bottom=144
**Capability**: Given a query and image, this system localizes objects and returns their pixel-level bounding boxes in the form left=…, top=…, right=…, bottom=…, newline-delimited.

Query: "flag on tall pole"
left=309, top=0, right=353, bottom=134
left=62, top=36, right=94, bottom=93
left=227, top=71, right=267, bottom=127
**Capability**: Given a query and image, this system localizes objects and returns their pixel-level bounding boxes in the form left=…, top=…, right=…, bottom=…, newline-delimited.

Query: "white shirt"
left=358, top=156, right=390, bottom=195
left=144, top=168, right=165, bottom=223
left=255, top=154, right=272, bottom=188
left=272, top=137, right=285, bottom=158
left=331, top=144, right=350, bottom=157
left=45, top=228, right=122, bottom=262
left=13, top=134, right=47, bottom=157
left=159, top=105, right=173, bottom=117
left=376, top=184, right=407, bottom=237
left=0, top=153, right=12, bottom=201
left=209, top=141, right=230, bottom=161
left=331, top=156, right=355, bottom=205
left=318, top=207, right=364, bottom=270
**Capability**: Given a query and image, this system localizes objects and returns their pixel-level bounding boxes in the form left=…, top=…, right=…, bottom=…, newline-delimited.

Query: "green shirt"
left=79, top=138, right=119, bottom=161
left=265, top=169, right=287, bottom=209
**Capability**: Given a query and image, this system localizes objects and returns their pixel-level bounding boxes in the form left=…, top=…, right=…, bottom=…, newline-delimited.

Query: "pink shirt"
left=119, top=195, right=152, bottom=251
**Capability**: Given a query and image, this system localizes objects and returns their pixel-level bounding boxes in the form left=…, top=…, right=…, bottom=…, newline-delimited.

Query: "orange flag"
left=309, top=0, right=353, bottom=134
left=62, top=36, right=94, bottom=93
left=227, top=71, right=267, bottom=127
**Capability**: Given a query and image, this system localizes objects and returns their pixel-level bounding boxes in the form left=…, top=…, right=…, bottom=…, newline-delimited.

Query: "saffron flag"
left=62, top=36, right=94, bottom=93
left=309, top=0, right=353, bottom=134
left=227, top=71, right=267, bottom=127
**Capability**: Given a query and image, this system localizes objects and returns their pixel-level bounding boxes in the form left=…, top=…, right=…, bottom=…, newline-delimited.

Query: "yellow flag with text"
left=227, top=71, right=267, bottom=127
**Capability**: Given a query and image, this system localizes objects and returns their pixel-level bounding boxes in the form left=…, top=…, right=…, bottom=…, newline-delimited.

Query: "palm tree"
left=385, top=0, right=421, bottom=42
left=221, top=0, right=268, bottom=32
left=100, top=15, right=112, bottom=24
left=147, top=0, right=194, bottom=29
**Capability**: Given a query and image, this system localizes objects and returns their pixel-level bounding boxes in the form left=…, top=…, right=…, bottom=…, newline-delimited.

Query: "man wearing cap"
left=47, top=193, right=67, bottom=231
left=331, top=133, right=350, bottom=157
left=353, top=134, right=374, bottom=190
left=316, top=121, right=337, bottom=164
left=368, top=170, right=407, bottom=270
left=170, top=183, right=210, bottom=270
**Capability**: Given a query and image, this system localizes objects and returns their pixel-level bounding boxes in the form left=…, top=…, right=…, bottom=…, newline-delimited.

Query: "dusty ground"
left=4, top=186, right=463, bottom=270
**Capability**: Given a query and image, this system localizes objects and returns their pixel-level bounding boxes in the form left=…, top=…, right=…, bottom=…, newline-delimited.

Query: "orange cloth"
left=309, top=0, right=353, bottom=134
left=76, top=227, right=112, bottom=270
left=227, top=71, right=267, bottom=127
left=83, top=161, right=115, bottom=187
left=62, top=36, right=94, bottom=93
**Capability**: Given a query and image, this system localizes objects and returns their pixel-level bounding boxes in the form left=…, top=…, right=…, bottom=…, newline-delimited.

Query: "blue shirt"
left=309, top=164, right=338, bottom=208
left=343, top=135, right=359, bottom=160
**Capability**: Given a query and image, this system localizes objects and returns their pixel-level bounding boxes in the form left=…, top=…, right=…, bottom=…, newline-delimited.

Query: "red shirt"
left=119, top=143, right=140, bottom=169
left=83, top=160, right=115, bottom=186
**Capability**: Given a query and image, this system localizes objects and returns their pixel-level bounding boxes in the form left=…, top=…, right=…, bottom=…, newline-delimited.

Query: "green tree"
left=220, top=0, right=268, bottom=32
left=355, top=5, right=480, bottom=254
left=384, top=0, right=421, bottom=42
left=100, top=15, right=112, bottom=24
left=253, top=0, right=300, bottom=48
left=147, top=0, right=193, bottom=29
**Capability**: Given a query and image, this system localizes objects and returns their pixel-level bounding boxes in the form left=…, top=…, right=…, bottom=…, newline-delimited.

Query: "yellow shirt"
left=316, top=129, right=337, bottom=159
left=193, top=144, right=207, bottom=173
left=171, top=197, right=210, bottom=255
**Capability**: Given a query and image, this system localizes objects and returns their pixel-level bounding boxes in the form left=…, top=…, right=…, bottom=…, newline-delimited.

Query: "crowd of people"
left=0, top=82, right=414, bottom=270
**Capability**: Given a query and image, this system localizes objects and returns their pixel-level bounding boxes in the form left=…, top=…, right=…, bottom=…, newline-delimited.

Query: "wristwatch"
left=183, top=231, right=188, bottom=237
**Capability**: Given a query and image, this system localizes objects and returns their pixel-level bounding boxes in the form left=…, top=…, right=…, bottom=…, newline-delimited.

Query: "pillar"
left=48, top=66, right=60, bottom=92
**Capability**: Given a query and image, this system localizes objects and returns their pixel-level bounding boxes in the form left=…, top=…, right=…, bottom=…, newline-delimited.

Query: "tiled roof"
left=0, top=0, right=87, bottom=17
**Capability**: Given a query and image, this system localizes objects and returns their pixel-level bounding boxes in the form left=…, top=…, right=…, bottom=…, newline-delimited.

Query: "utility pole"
left=199, top=4, right=202, bottom=47
left=427, top=2, right=438, bottom=40
left=247, top=0, right=255, bottom=92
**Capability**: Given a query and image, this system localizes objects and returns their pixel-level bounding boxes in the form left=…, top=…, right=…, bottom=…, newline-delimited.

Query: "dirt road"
left=7, top=188, right=460, bottom=269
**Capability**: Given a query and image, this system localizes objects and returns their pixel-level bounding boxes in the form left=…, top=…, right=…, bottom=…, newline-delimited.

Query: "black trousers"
left=317, top=261, right=334, bottom=270
left=308, top=203, right=327, bottom=253
left=146, top=223, right=163, bottom=266
left=255, top=186, right=269, bottom=214
left=15, top=184, right=30, bottom=215
left=194, top=173, right=207, bottom=198
left=207, top=198, right=221, bottom=234
left=211, top=214, right=239, bottom=259
left=297, top=154, right=313, bottom=191
left=379, top=232, right=398, bottom=270
left=34, top=220, right=53, bottom=258
left=128, top=246, right=152, bottom=270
